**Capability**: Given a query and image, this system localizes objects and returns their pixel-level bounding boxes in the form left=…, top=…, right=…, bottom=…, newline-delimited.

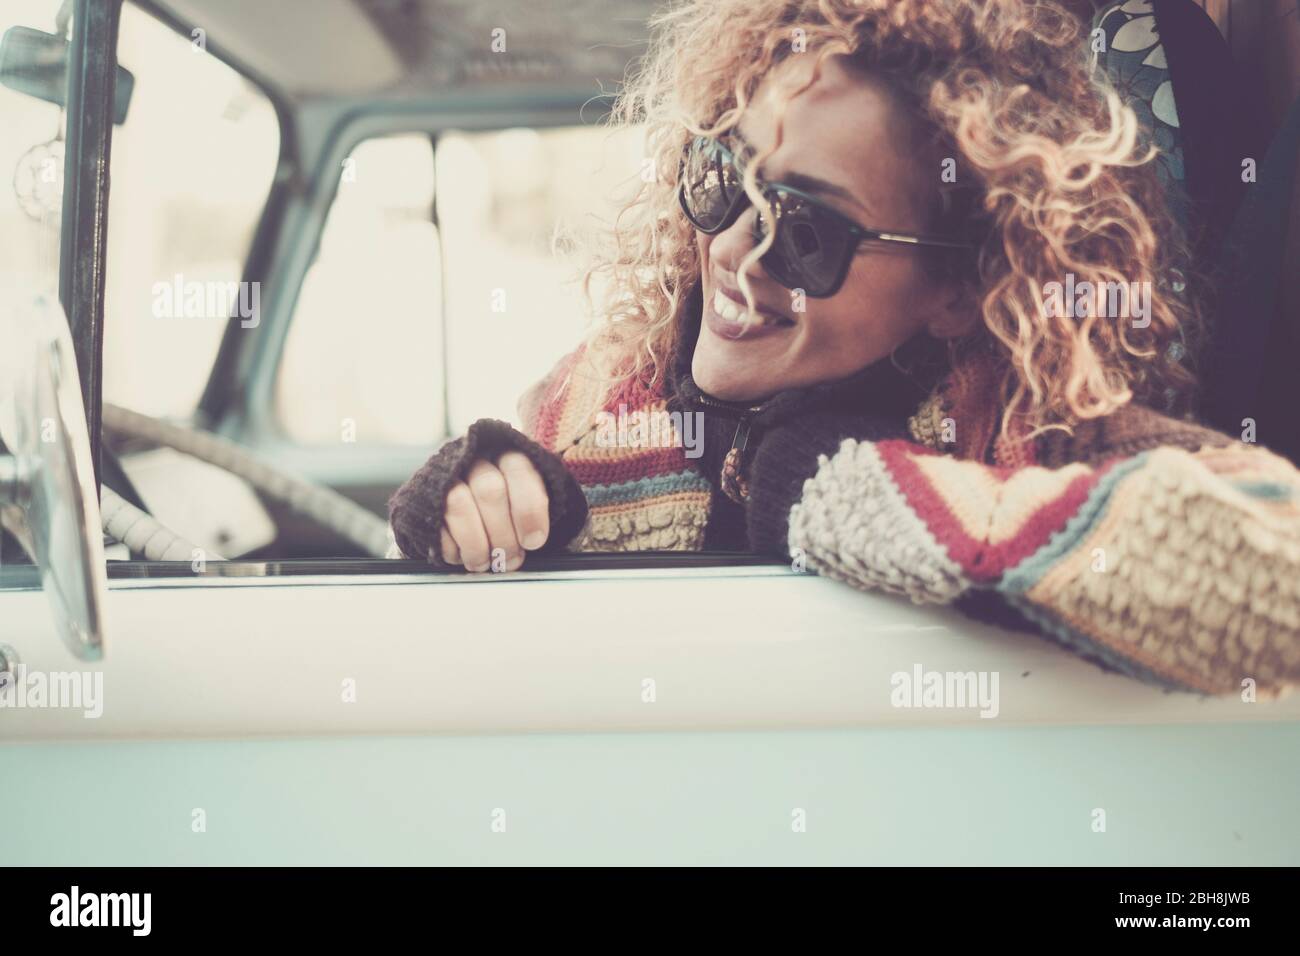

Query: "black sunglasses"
left=678, top=135, right=976, bottom=298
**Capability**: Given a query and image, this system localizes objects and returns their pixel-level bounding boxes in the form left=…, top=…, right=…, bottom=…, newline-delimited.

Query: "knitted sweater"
left=390, top=314, right=1300, bottom=698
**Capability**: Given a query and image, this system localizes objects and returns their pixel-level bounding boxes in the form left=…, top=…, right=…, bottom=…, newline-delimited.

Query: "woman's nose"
left=708, top=204, right=762, bottom=275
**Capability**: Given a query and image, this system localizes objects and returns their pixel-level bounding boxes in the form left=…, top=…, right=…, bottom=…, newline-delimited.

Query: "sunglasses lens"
left=682, top=137, right=741, bottom=231
left=759, top=191, right=853, bottom=296
left=684, top=142, right=858, bottom=297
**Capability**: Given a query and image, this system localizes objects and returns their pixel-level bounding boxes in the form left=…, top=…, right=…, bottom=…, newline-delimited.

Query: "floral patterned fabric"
left=1093, top=0, right=1187, bottom=230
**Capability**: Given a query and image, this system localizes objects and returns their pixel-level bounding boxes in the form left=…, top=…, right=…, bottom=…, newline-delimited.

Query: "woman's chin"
left=692, top=361, right=769, bottom=402
left=692, top=320, right=801, bottom=401
left=702, top=382, right=759, bottom=402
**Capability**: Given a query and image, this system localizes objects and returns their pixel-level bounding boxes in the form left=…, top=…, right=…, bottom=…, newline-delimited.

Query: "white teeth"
left=712, top=288, right=782, bottom=327
left=712, top=288, right=743, bottom=321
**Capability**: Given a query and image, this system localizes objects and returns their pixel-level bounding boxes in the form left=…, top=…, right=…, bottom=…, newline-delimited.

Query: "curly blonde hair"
left=576, top=0, right=1200, bottom=446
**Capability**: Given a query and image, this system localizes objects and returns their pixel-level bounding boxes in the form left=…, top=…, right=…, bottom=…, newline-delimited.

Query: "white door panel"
left=2, top=567, right=1295, bottom=740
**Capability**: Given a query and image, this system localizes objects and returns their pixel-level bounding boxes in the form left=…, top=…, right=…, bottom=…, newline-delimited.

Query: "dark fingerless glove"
left=387, top=418, right=589, bottom=564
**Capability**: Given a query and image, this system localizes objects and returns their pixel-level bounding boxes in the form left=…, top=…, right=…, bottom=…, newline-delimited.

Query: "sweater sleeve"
left=387, top=418, right=589, bottom=565
left=748, top=429, right=1300, bottom=696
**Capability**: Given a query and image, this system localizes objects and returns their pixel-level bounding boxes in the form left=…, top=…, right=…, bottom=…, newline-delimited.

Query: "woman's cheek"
left=696, top=234, right=713, bottom=282
left=834, top=267, right=931, bottom=358
left=796, top=314, right=875, bottom=381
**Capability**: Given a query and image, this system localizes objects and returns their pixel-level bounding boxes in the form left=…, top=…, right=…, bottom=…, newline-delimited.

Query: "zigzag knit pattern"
left=788, top=437, right=1300, bottom=697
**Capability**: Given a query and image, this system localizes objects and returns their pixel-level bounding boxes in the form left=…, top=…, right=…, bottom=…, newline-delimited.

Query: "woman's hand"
left=388, top=418, right=588, bottom=571
left=440, top=451, right=550, bottom=572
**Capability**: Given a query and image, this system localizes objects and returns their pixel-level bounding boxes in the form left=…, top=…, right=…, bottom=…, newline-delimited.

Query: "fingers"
left=465, top=459, right=523, bottom=571
left=496, top=451, right=550, bottom=550
left=442, top=481, right=489, bottom=571
left=439, top=455, right=552, bottom=572
left=438, top=527, right=460, bottom=566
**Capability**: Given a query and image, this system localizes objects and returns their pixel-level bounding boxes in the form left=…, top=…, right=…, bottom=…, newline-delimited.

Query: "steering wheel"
left=99, top=403, right=391, bottom=561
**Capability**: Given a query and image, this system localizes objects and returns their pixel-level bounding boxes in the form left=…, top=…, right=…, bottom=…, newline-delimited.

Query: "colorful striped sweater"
left=391, top=333, right=1300, bottom=698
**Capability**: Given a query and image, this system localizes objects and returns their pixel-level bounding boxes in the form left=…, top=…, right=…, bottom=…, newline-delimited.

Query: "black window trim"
left=59, top=0, right=124, bottom=493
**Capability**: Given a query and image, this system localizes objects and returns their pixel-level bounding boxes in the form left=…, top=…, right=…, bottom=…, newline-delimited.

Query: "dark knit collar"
left=668, top=281, right=949, bottom=428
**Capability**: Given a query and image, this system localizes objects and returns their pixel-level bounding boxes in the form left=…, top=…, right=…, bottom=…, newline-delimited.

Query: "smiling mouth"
left=710, top=288, right=795, bottom=330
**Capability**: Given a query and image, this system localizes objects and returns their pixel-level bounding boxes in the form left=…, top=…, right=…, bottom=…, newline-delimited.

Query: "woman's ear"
left=922, top=281, right=977, bottom=339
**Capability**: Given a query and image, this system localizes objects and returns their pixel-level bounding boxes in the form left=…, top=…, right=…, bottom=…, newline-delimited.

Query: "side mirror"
left=0, top=292, right=106, bottom=661
left=0, top=25, right=134, bottom=125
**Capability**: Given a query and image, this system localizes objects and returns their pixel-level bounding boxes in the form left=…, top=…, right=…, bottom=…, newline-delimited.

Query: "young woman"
left=389, top=0, right=1300, bottom=697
